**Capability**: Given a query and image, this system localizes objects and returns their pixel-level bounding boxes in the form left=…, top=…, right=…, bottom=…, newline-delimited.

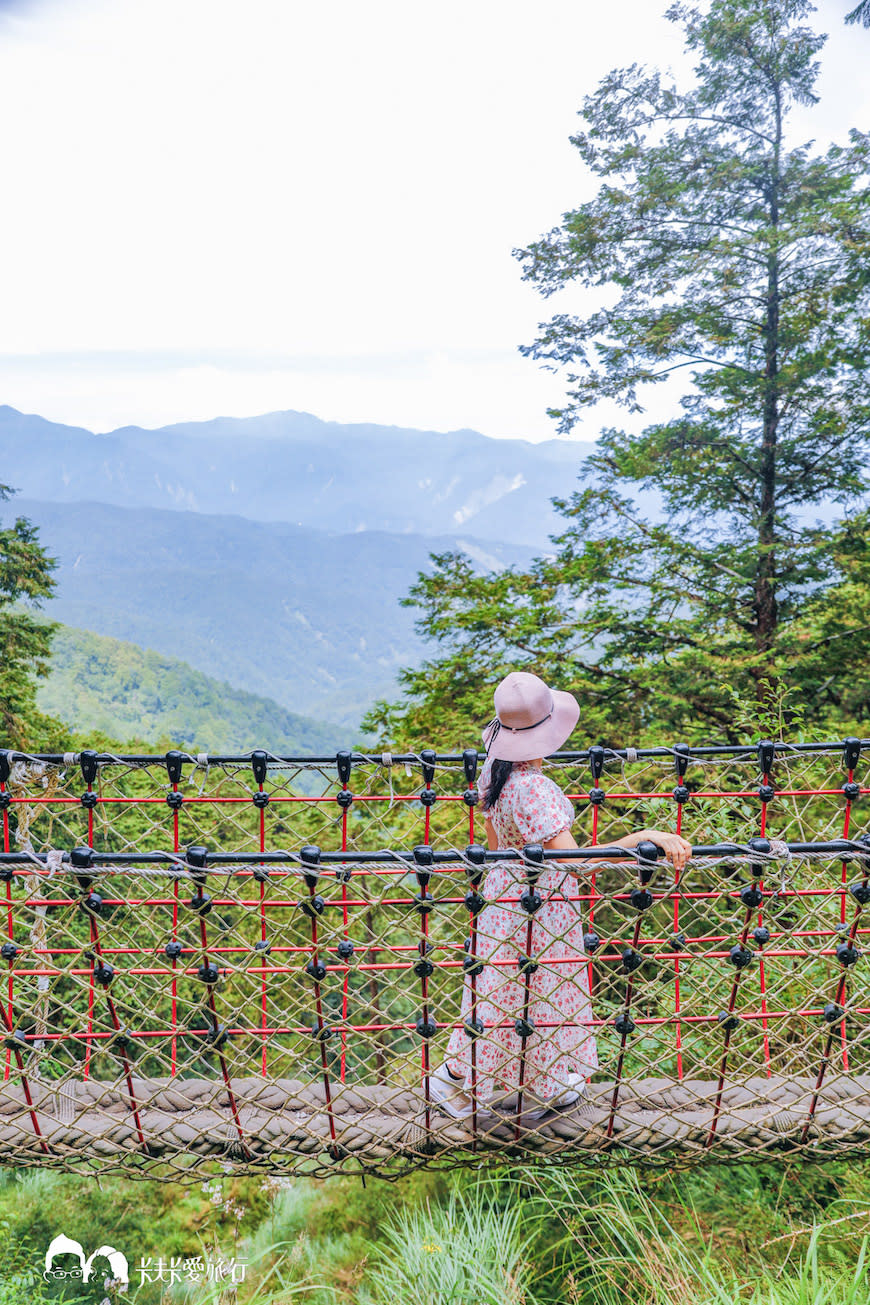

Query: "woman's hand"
left=635, top=829, right=692, bottom=871
left=543, top=827, right=692, bottom=872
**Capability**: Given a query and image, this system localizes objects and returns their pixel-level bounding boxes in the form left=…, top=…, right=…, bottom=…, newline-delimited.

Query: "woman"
left=429, top=670, right=691, bottom=1119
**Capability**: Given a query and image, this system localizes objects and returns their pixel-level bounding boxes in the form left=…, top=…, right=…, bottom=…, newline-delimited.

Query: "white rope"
left=28, top=849, right=63, bottom=1060
left=189, top=753, right=210, bottom=795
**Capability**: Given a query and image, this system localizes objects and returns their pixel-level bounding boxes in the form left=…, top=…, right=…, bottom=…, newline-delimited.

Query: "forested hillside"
left=38, top=625, right=347, bottom=753
left=16, top=499, right=529, bottom=728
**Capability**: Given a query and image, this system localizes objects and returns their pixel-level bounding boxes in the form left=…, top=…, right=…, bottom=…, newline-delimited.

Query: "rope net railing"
left=0, top=740, right=867, bottom=1179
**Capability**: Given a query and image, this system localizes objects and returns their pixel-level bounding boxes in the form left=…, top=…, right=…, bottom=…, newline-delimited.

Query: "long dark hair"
left=482, top=759, right=513, bottom=810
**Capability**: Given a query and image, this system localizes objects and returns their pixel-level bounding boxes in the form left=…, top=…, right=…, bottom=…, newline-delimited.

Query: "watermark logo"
left=137, top=1255, right=247, bottom=1286
left=43, top=1234, right=129, bottom=1286
left=41, top=1235, right=247, bottom=1292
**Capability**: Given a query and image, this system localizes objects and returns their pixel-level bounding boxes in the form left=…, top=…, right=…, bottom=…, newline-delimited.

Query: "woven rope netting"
left=0, top=740, right=868, bottom=1180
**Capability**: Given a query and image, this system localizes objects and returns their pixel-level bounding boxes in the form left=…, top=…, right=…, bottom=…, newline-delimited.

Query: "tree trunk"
left=754, top=87, right=783, bottom=702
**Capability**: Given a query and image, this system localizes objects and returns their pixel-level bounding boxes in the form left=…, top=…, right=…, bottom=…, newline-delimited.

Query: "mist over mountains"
left=0, top=405, right=592, bottom=550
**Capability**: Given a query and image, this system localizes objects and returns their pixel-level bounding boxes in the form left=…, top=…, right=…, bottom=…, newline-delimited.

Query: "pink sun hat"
left=481, top=670, right=580, bottom=762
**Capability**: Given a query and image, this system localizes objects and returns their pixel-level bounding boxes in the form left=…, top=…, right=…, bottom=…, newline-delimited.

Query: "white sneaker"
left=428, top=1062, right=475, bottom=1119
left=522, top=1073, right=589, bottom=1118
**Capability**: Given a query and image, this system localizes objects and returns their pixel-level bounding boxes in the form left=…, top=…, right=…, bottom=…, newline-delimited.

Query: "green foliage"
left=845, top=2, right=870, bottom=27
left=0, top=1159, right=868, bottom=1305
left=0, top=1211, right=71, bottom=1305
left=355, top=1166, right=870, bottom=1305
left=787, top=510, right=870, bottom=729
left=364, top=0, right=870, bottom=749
left=359, top=1183, right=538, bottom=1305
left=38, top=625, right=345, bottom=754
left=0, top=485, right=65, bottom=749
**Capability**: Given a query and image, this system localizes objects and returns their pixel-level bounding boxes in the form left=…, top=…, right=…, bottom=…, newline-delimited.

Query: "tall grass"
left=747, top=1227, right=868, bottom=1305
left=355, top=1167, right=869, bottom=1305
left=358, top=1184, right=539, bottom=1305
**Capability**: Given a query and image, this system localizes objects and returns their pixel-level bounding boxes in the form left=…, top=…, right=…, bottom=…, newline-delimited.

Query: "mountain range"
left=0, top=405, right=593, bottom=550
left=1, top=403, right=591, bottom=740
left=17, top=498, right=529, bottom=729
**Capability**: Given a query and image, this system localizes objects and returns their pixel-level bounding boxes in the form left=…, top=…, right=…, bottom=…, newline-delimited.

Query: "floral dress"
left=445, top=758, right=598, bottom=1101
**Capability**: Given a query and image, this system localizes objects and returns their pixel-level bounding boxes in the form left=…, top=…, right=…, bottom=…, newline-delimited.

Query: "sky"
left=0, top=0, right=867, bottom=441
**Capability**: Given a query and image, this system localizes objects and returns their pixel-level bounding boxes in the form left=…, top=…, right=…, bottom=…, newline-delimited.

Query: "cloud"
left=0, top=0, right=866, bottom=436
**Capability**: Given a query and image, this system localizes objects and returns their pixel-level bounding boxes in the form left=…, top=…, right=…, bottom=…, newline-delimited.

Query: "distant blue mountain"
left=0, top=405, right=593, bottom=549
left=17, top=499, right=530, bottom=729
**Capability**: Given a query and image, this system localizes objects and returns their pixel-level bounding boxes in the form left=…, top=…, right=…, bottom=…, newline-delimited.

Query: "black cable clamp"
left=464, top=844, right=486, bottom=885
left=758, top=739, right=775, bottom=776
left=300, top=845, right=321, bottom=889
left=186, top=845, right=209, bottom=890
left=844, top=737, right=862, bottom=772
left=747, top=836, right=771, bottom=879
left=205, top=1024, right=230, bottom=1050
left=462, top=749, right=479, bottom=806
left=71, top=846, right=94, bottom=893
left=412, top=845, right=434, bottom=914
left=634, top=839, right=660, bottom=886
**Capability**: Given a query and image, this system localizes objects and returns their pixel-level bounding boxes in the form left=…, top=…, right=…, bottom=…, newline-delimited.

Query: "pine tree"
left=367, top=0, right=870, bottom=748
left=0, top=485, right=60, bottom=748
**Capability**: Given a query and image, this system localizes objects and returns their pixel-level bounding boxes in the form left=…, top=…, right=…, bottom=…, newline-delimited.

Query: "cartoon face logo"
left=44, top=1234, right=129, bottom=1285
